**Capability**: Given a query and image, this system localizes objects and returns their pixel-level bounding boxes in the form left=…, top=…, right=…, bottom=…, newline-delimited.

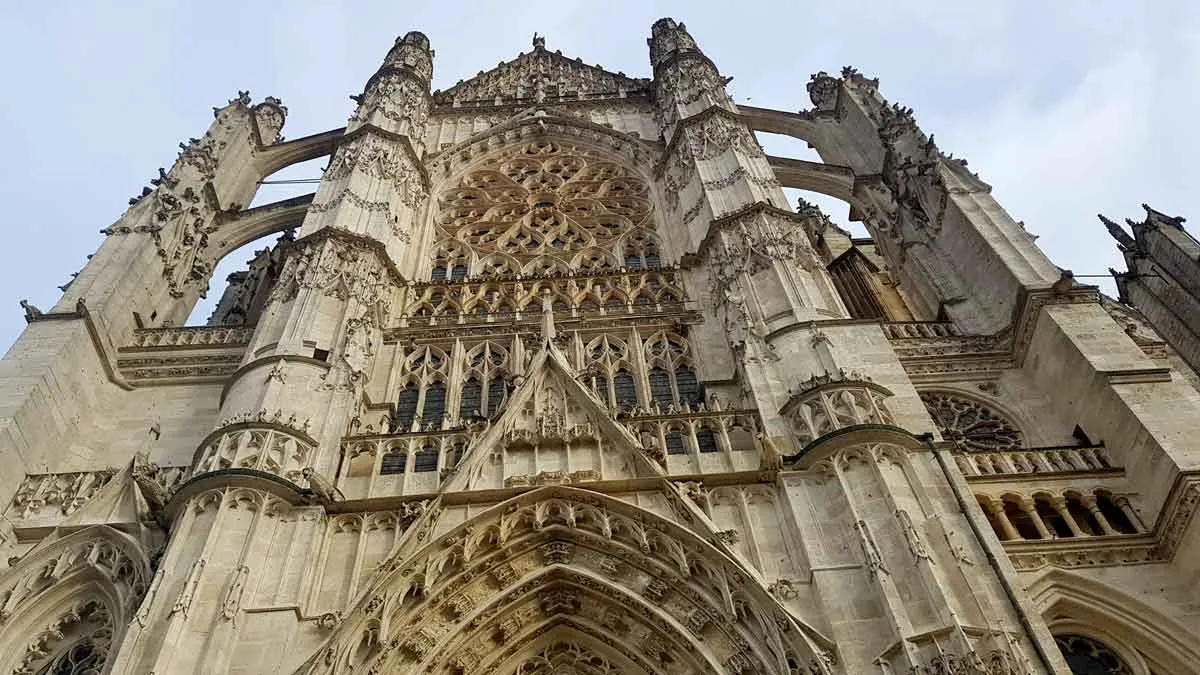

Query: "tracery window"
left=1054, top=635, right=1134, bottom=675
left=460, top=342, right=511, bottom=419
left=394, top=347, right=450, bottom=431
left=413, top=443, right=439, bottom=472
left=919, top=391, right=1023, bottom=452
left=434, top=141, right=656, bottom=284
left=40, top=640, right=103, bottom=675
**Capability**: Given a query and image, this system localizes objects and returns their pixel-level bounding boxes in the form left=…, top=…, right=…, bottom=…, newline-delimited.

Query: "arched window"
left=648, top=367, right=673, bottom=408
left=459, top=379, right=483, bottom=419
left=381, top=449, right=407, bottom=475
left=1054, top=634, right=1134, bottom=674
left=1035, top=495, right=1073, bottom=538
left=395, top=383, right=420, bottom=431
left=423, top=383, right=447, bottom=427
left=666, top=430, right=686, bottom=455
left=613, top=370, right=637, bottom=409
left=676, top=366, right=700, bottom=404
left=919, top=391, right=1024, bottom=452
left=696, top=427, right=720, bottom=453
left=486, top=379, right=508, bottom=417
left=413, top=443, right=439, bottom=472
left=39, top=639, right=104, bottom=675
left=1066, top=493, right=1103, bottom=535
left=1003, top=497, right=1043, bottom=540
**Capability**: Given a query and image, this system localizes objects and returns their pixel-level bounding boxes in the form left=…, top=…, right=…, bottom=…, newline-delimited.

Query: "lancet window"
left=393, top=346, right=450, bottom=431
left=459, top=342, right=511, bottom=419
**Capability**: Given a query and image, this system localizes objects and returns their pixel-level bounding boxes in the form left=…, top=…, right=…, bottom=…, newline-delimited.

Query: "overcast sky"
left=0, top=1, right=1195, bottom=351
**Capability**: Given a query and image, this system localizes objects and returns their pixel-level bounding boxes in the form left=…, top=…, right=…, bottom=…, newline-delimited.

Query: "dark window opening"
left=697, top=429, right=719, bottom=453
left=675, top=367, right=700, bottom=404
left=312, top=348, right=330, bottom=362
left=424, top=383, right=447, bottom=426
left=460, top=379, right=482, bottom=420
left=413, top=445, right=439, bottom=472
left=614, top=371, right=637, bottom=409
left=381, top=451, right=407, bottom=475
left=486, top=379, right=507, bottom=417
left=649, top=368, right=673, bottom=407
left=666, top=431, right=686, bottom=455
left=395, top=383, right=420, bottom=430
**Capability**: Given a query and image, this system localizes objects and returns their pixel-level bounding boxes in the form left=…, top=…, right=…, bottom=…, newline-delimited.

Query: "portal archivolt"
left=297, top=486, right=835, bottom=674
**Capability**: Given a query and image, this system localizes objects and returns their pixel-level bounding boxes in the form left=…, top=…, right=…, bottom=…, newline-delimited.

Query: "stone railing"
left=339, top=428, right=478, bottom=499
left=955, top=445, right=1114, bottom=477
left=8, top=466, right=188, bottom=520
left=194, top=416, right=317, bottom=485
left=780, top=372, right=894, bottom=446
left=127, top=325, right=255, bottom=349
left=881, top=321, right=959, bottom=339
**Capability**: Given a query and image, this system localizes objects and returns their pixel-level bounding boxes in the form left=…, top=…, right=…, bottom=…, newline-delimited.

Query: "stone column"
left=980, top=496, right=1020, bottom=541
left=1082, top=495, right=1118, bottom=535
left=1021, top=498, right=1053, bottom=539
left=1050, top=496, right=1087, bottom=537
left=1115, top=495, right=1146, bottom=532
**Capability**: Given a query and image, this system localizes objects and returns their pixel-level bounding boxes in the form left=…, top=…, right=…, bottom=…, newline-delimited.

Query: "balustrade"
left=127, top=325, right=255, bottom=348
left=955, top=445, right=1113, bottom=477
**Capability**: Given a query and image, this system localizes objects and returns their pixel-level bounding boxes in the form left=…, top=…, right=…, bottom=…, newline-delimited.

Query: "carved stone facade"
left=3, top=19, right=1200, bottom=675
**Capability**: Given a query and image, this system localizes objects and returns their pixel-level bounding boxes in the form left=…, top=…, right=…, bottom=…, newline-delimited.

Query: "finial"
left=1099, top=214, right=1135, bottom=249
left=532, top=32, right=546, bottom=50
left=540, top=288, right=556, bottom=343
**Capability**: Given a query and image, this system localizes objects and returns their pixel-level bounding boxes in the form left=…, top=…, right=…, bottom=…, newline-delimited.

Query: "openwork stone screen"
left=434, top=140, right=658, bottom=278
left=919, top=391, right=1023, bottom=452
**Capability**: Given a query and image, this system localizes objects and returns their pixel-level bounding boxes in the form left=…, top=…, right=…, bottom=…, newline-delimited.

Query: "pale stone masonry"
left=0, top=18, right=1197, bottom=675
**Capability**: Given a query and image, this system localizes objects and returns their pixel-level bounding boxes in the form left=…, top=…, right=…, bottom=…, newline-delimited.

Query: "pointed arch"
left=1027, top=568, right=1200, bottom=675
left=0, top=526, right=151, bottom=675
left=294, top=486, right=835, bottom=675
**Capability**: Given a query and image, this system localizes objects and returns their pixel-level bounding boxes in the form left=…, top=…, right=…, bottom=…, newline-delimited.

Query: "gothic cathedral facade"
left=2, top=19, right=1199, bottom=675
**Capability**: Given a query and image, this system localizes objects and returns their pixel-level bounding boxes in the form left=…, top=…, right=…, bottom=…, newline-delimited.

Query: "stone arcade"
left=1, top=19, right=1199, bottom=675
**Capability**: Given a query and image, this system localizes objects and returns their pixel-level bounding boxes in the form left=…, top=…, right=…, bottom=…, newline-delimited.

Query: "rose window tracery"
left=434, top=141, right=656, bottom=280
left=1054, top=635, right=1134, bottom=675
left=919, top=391, right=1023, bottom=452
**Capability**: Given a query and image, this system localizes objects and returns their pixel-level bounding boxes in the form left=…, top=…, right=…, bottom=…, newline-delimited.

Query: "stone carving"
left=896, top=509, right=930, bottom=560
left=13, top=600, right=113, bottom=675
left=220, top=564, right=251, bottom=621
left=854, top=520, right=887, bottom=577
left=302, top=467, right=344, bottom=503
left=194, top=420, right=317, bottom=484
left=171, top=558, right=206, bottom=617
left=920, top=391, right=1023, bottom=452
left=9, top=470, right=117, bottom=519
left=782, top=371, right=895, bottom=446
left=807, top=71, right=840, bottom=111
left=270, top=233, right=396, bottom=308
left=434, top=47, right=648, bottom=106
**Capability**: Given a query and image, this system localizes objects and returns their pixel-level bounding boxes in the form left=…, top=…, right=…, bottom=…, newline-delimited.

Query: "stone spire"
left=647, top=17, right=733, bottom=138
